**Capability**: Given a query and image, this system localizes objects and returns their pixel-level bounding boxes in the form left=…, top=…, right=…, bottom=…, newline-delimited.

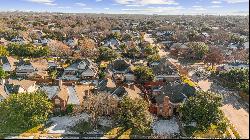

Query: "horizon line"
left=0, top=10, right=249, bottom=16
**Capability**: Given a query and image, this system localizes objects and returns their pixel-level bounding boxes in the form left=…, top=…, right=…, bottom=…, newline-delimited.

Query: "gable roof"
left=56, top=85, right=69, bottom=101
left=124, top=85, right=142, bottom=99
left=8, top=79, right=36, bottom=91
left=155, top=82, right=196, bottom=104
left=74, top=84, right=94, bottom=104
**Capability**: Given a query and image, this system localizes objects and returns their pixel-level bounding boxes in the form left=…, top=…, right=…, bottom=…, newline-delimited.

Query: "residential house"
left=11, top=37, right=26, bottom=45
left=5, top=79, right=38, bottom=94
left=64, top=37, right=78, bottom=47
left=218, top=62, right=249, bottom=71
left=15, top=59, right=37, bottom=78
left=111, top=84, right=142, bottom=101
left=31, top=59, right=49, bottom=80
left=149, top=58, right=180, bottom=82
left=0, top=56, right=17, bottom=72
left=103, top=38, right=121, bottom=50
left=33, top=38, right=50, bottom=46
left=97, top=77, right=117, bottom=93
left=41, top=80, right=94, bottom=112
left=112, top=29, right=121, bottom=34
left=170, top=43, right=189, bottom=56
left=61, top=59, right=98, bottom=81
left=148, top=82, right=196, bottom=118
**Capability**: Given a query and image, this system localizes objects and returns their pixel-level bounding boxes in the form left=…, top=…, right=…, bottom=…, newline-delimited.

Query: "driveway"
left=196, top=77, right=249, bottom=139
left=209, top=83, right=249, bottom=139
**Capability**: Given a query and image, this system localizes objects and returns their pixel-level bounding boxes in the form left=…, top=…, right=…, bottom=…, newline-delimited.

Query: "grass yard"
left=184, top=125, right=231, bottom=139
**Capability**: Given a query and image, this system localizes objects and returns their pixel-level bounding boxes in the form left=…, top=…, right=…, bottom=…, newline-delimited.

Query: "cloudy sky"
left=0, top=0, right=249, bottom=15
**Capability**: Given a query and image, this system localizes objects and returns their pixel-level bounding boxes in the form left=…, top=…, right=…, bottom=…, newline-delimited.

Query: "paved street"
left=160, top=48, right=249, bottom=139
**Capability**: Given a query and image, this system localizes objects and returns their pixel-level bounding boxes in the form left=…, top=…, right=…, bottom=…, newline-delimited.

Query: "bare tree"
left=204, top=47, right=225, bottom=68
left=78, top=37, right=99, bottom=59
left=82, top=93, right=118, bottom=129
left=47, top=40, right=72, bottom=57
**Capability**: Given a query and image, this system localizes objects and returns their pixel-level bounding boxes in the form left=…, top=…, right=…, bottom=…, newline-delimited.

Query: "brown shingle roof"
left=8, top=79, right=36, bottom=90
left=124, top=85, right=142, bottom=99
left=57, top=85, right=69, bottom=101
left=74, top=85, right=94, bottom=104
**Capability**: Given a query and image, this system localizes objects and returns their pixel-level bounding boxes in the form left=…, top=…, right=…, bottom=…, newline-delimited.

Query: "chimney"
left=58, top=79, right=63, bottom=88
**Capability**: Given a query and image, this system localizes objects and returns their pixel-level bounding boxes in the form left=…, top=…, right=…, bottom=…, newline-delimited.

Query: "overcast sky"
left=0, top=0, right=249, bottom=15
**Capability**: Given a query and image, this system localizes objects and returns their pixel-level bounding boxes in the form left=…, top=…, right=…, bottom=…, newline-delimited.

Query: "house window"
left=55, top=99, right=60, bottom=104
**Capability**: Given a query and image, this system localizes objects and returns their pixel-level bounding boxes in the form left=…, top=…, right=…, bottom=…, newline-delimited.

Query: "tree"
left=134, top=66, right=155, bottom=83
left=116, top=96, right=153, bottom=134
left=187, top=42, right=209, bottom=60
left=230, top=34, right=246, bottom=45
left=82, top=93, right=118, bottom=129
left=218, top=68, right=249, bottom=93
left=204, top=47, right=224, bottom=68
left=143, top=44, right=158, bottom=57
left=47, top=40, right=72, bottom=57
left=7, top=44, right=49, bottom=58
left=0, top=91, right=53, bottom=134
left=97, top=47, right=119, bottom=62
left=180, top=91, right=227, bottom=132
left=188, top=30, right=199, bottom=42
left=49, top=70, right=57, bottom=84
left=0, top=45, right=9, bottom=56
left=126, top=47, right=141, bottom=59
left=147, top=54, right=160, bottom=63
left=0, top=67, right=7, bottom=79
left=78, top=37, right=99, bottom=59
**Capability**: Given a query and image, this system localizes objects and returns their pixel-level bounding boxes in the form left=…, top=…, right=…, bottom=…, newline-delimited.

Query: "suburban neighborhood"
left=0, top=1, right=249, bottom=139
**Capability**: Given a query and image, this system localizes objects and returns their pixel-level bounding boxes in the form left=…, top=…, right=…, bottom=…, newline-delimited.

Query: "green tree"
left=0, top=67, right=7, bottom=79
left=143, top=44, right=158, bottom=57
left=218, top=68, right=249, bottom=93
left=66, top=104, right=74, bottom=115
left=0, top=45, right=9, bottom=56
left=127, top=47, right=141, bottom=59
left=180, top=91, right=227, bottom=132
left=134, top=66, right=155, bottom=83
left=147, top=54, right=160, bottom=63
left=119, top=44, right=127, bottom=52
left=187, top=42, right=209, bottom=60
left=97, top=47, right=119, bottom=62
left=49, top=70, right=57, bottom=84
left=7, top=43, right=50, bottom=58
left=116, top=96, right=153, bottom=134
left=0, top=91, right=53, bottom=134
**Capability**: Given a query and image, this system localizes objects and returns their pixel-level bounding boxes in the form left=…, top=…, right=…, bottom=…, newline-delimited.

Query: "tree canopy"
left=0, top=45, right=9, bottom=56
left=116, top=96, right=153, bottom=134
left=97, top=47, right=119, bottom=62
left=0, top=91, right=53, bottom=134
left=0, top=67, right=7, bottom=79
left=218, top=68, right=249, bottom=94
left=7, top=43, right=50, bottom=58
left=134, top=66, right=155, bottom=83
left=187, top=42, right=209, bottom=60
left=204, top=47, right=224, bottom=67
left=180, top=91, right=227, bottom=132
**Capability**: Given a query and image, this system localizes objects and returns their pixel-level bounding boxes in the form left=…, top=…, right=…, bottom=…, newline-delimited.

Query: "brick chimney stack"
left=162, top=96, right=170, bottom=118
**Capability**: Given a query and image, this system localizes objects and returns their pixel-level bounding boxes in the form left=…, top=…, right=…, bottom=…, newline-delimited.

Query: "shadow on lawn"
left=0, top=124, right=45, bottom=139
